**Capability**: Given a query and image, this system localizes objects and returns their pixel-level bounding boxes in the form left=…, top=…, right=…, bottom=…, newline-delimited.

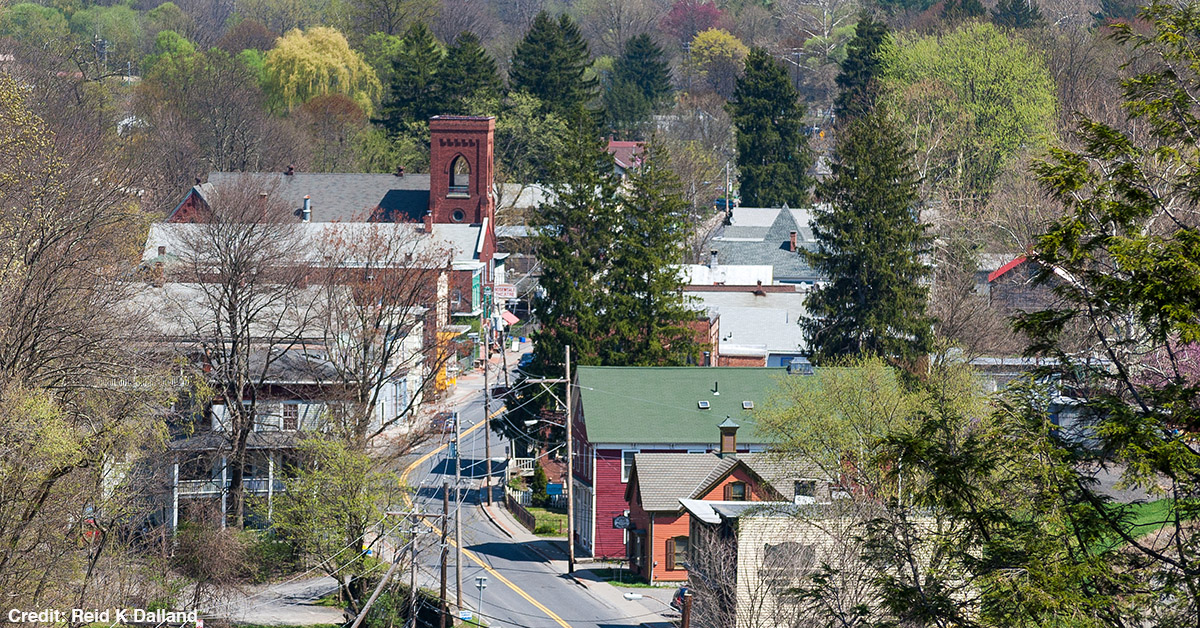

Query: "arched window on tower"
left=449, top=156, right=470, bottom=196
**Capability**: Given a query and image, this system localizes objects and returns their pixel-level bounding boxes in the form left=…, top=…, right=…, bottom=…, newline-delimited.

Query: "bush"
left=530, top=463, right=548, bottom=507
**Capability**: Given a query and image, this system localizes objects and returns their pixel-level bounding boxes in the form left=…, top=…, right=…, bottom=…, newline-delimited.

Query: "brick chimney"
left=789, top=230, right=798, bottom=252
left=718, top=416, right=739, bottom=459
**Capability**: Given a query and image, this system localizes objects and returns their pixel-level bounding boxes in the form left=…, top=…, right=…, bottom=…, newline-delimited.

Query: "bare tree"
left=579, top=0, right=667, bottom=57
left=167, top=177, right=316, bottom=528
left=309, top=222, right=454, bottom=451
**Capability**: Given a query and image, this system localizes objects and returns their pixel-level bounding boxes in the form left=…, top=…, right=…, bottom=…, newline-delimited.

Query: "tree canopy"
left=262, top=26, right=382, bottom=115
left=509, top=12, right=598, bottom=116
left=727, top=47, right=813, bottom=208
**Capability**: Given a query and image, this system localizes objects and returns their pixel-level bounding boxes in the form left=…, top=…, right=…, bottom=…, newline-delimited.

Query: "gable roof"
left=178, top=172, right=434, bottom=223
left=576, top=366, right=788, bottom=445
left=710, top=207, right=819, bottom=282
left=628, top=451, right=809, bottom=512
left=606, top=140, right=643, bottom=170
left=987, top=255, right=1028, bottom=283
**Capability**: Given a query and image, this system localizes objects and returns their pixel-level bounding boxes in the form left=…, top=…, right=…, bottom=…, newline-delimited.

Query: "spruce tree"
left=942, top=0, right=986, bottom=21
left=441, top=31, right=501, bottom=113
left=603, top=79, right=652, bottom=139
left=529, top=108, right=622, bottom=375
left=602, top=140, right=701, bottom=365
left=727, top=47, right=813, bottom=208
left=613, top=33, right=671, bottom=108
left=834, top=12, right=888, bottom=120
left=803, top=110, right=933, bottom=364
left=991, top=0, right=1043, bottom=28
left=378, top=22, right=443, bottom=134
left=509, top=12, right=597, bottom=115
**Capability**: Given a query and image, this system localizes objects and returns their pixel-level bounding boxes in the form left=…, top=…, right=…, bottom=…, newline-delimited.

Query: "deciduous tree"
left=262, top=26, right=381, bottom=115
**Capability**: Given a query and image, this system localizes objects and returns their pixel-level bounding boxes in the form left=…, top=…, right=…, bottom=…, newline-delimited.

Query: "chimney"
left=394, top=165, right=405, bottom=177
left=285, top=164, right=295, bottom=176
left=718, top=416, right=739, bottom=459
left=789, top=230, right=798, bottom=252
left=157, top=245, right=166, bottom=257
left=302, top=195, right=312, bottom=222
left=709, top=249, right=718, bottom=269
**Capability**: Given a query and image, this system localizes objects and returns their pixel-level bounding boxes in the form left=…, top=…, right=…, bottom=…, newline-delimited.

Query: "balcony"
left=178, top=478, right=287, bottom=497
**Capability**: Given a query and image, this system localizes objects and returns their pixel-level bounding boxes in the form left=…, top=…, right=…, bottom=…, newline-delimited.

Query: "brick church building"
left=159, top=116, right=503, bottom=319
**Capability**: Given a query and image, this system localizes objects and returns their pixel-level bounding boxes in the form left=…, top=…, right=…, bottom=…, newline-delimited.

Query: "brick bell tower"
left=428, top=116, right=495, bottom=225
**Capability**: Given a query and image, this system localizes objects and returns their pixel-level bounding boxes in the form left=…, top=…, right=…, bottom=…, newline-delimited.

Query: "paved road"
left=405, top=366, right=675, bottom=628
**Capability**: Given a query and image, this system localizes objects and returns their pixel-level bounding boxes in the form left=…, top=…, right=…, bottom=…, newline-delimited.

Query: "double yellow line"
left=401, top=407, right=574, bottom=628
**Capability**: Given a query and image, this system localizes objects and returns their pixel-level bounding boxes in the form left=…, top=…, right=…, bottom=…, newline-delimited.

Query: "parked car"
left=432, top=412, right=456, bottom=433
left=517, top=352, right=535, bottom=369
left=670, top=585, right=691, bottom=612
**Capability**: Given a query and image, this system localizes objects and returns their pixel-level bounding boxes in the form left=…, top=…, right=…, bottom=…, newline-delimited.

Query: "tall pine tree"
left=942, top=0, right=986, bottom=21
left=529, top=108, right=622, bottom=374
left=992, top=0, right=1044, bottom=28
left=509, top=12, right=597, bottom=116
left=834, top=12, right=888, bottom=120
left=441, top=31, right=501, bottom=113
left=602, top=139, right=701, bottom=365
left=613, top=33, right=671, bottom=109
left=803, top=110, right=933, bottom=364
left=378, top=22, right=443, bottom=134
left=727, top=47, right=813, bottom=207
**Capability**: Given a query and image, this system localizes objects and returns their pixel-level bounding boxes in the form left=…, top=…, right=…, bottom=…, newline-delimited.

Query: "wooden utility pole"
left=681, top=591, right=693, bottom=628
left=454, top=411, right=463, bottom=610
left=440, top=482, right=449, bottom=628
left=408, top=518, right=419, bottom=628
left=483, top=319, right=493, bottom=506
left=565, top=345, right=574, bottom=573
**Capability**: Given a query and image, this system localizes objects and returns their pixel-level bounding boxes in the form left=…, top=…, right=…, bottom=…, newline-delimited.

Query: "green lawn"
left=1095, top=499, right=1185, bottom=552
left=526, top=505, right=567, bottom=536
left=589, top=567, right=665, bottom=588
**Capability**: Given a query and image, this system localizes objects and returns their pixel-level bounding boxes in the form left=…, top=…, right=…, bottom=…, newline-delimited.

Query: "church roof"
left=185, top=172, right=434, bottom=223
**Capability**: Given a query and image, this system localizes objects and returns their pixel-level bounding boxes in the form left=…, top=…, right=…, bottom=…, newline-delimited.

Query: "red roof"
left=501, top=310, right=519, bottom=326
left=988, top=256, right=1027, bottom=283
left=606, top=140, right=644, bottom=170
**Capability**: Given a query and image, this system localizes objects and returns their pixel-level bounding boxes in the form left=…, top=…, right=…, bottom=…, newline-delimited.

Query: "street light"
left=474, top=576, right=488, bottom=621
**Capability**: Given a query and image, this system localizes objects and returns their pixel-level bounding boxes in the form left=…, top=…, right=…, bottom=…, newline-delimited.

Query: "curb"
left=479, top=502, right=516, bottom=540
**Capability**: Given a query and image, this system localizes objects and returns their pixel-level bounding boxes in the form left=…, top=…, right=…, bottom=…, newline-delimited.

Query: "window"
left=666, top=535, right=689, bottom=570
left=451, top=209, right=466, bottom=222
left=449, top=156, right=470, bottom=195
left=621, top=449, right=639, bottom=483
left=724, top=481, right=747, bottom=501
left=794, top=480, right=816, bottom=502
left=283, top=404, right=298, bottom=431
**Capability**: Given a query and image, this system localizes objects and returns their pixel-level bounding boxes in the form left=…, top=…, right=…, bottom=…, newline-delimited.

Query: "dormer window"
left=449, top=156, right=470, bottom=197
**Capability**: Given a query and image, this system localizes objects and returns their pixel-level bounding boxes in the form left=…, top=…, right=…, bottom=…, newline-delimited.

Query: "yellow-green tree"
left=262, top=26, right=382, bottom=115
left=687, top=28, right=749, bottom=98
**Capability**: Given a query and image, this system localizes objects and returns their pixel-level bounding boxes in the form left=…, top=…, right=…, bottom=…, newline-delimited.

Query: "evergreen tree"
left=602, top=139, right=701, bottom=365
left=509, top=12, right=597, bottom=115
left=992, top=0, right=1044, bottom=28
left=378, top=22, right=443, bottom=134
left=941, top=0, right=986, bottom=21
left=834, top=12, right=889, bottom=120
left=603, top=79, right=652, bottom=139
left=803, top=110, right=933, bottom=364
left=441, top=31, right=501, bottom=113
left=1092, top=0, right=1139, bottom=22
left=529, top=108, right=622, bottom=375
left=613, top=33, right=672, bottom=109
left=726, top=47, right=813, bottom=207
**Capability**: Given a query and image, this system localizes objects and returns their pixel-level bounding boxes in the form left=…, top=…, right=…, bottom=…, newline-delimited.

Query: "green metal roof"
left=575, top=366, right=788, bottom=445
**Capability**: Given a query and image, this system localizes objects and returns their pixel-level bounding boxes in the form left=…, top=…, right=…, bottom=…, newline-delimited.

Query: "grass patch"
left=1094, top=498, right=1191, bottom=552
left=235, top=625, right=340, bottom=628
left=590, top=567, right=669, bottom=588
left=527, top=505, right=567, bottom=536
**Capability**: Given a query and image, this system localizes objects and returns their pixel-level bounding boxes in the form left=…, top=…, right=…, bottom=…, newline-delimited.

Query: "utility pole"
left=408, top=518, right=419, bottom=628
left=440, top=482, right=449, bottom=628
left=454, top=411, right=463, bottom=611
left=681, top=590, right=693, bottom=628
left=565, top=345, right=574, bottom=574
left=483, top=317, right=493, bottom=506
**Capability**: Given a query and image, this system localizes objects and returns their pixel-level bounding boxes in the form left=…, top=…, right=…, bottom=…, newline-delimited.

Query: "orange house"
left=623, top=420, right=810, bottom=584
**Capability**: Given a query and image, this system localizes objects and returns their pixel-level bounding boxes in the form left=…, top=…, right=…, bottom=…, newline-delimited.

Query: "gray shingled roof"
left=631, top=451, right=826, bottom=511
left=632, top=453, right=736, bottom=511
left=710, top=207, right=820, bottom=283
left=197, top=172, right=434, bottom=222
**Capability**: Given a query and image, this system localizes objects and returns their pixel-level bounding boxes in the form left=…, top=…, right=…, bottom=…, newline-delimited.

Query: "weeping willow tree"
left=262, top=26, right=382, bottom=115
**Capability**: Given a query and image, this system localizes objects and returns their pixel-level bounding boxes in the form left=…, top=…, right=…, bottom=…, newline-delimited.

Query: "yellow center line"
left=401, top=406, right=575, bottom=628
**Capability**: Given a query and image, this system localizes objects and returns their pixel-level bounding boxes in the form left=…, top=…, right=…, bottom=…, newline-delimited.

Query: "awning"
left=501, top=310, right=520, bottom=326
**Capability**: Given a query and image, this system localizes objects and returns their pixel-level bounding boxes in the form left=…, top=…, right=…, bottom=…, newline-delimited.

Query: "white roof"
left=680, top=264, right=774, bottom=286
left=689, top=289, right=809, bottom=355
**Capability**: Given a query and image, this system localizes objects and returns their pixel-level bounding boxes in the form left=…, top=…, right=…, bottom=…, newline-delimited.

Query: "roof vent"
left=742, top=400, right=754, bottom=410
left=698, top=401, right=710, bottom=409
left=788, top=357, right=815, bottom=375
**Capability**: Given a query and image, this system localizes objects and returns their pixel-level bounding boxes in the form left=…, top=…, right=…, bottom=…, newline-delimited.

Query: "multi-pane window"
left=283, top=404, right=298, bottom=431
